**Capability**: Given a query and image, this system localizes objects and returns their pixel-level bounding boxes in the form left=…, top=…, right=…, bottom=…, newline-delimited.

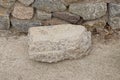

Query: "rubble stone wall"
left=0, top=0, right=120, bottom=32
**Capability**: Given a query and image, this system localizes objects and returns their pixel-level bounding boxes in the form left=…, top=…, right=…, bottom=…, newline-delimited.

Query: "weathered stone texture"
left=108, top=3, right=120, bottom=29
left=18, top=0, right=34, bottom=6
left=12, top=3, right=34, bottom=19
left=62, top=0, right=118, bottom=5
left=0, top=0, right=16, bottom=8
left=41, top=18, right=69, bottom=26
left=28, top=24, right=91, bottom=63
left=32, top=0, right=66, bottom=12
left=0, top=8, right=10, bottom=30
left=11, top=18, right=41, bottom=32
left=36, top=10, right=52, bottom=20
left=0, top=0, right=119, bottom=31
left=53, top=12, right=80, bottom=24
left=69, top=3, right=107, bottom=20
left=83, top=17, right=107, bottom=31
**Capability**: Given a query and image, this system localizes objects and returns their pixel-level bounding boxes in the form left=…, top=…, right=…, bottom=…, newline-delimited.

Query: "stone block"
left=108, top=3, right=120, bottom=29
left=12, top=3, right=34, bottom=19
left=11, top=18, right=41, bottom=32
left=69, top=2, right=107, bottom=20
left=32, top=0, right=66, bottom=12
left=53, top=11, right=80, bottom=24
left=28, top=24, right=92, bottom=63
left=0, top=7, right=10, bottom=30
left=18, top=0, right=34, bottom=6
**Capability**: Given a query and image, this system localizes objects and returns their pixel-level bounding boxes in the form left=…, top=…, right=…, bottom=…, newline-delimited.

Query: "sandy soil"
left=0, top=30, right=120, bottom=80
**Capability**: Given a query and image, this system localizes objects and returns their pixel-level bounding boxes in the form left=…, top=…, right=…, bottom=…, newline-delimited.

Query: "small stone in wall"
left=108, top=3, right=120, bottom=29
left=0, top=0, right=16, bottom=8
left=69, top=3, right=107, bottom=20
left=41, top=18, right=69, bottom=26
left=18, top=0, right=34, bottom=6
left=28, top=24, right=91, bottom=63
left=11, top=18, right=41, bottom=32
left=12, top=3, right=34, bottom=19
left=53, top=11, right=80, bottom=24
left=82, top=17, right=107, bottom=32
left=32, top=0, right=66, bottom=12
left=0, top=8, right=10, bottom=30
left=36, top=10, right=52, bottom=20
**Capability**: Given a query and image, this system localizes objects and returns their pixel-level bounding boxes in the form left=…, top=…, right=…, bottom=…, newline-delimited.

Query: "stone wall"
left=0, top=0, right=120, bottom=32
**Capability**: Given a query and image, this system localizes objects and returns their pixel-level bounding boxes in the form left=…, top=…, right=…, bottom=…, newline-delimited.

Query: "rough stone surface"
left=0, top=8, right=10, bottom=30
left=0, top=0, right=16, bottom=8
left=83, top=17, right=107, bottom=31
left=53, top=12, right=80, bottom=24
left=11, top=18, right=41, bottom=32
left=61, top=0, right=78, bottom=5
left=36, top=10, right=52, bottom=20
left=28, top=24, right=91, bottom=63
left=18, top=0, right=34, bottom=6
left=12, top=3, right=34, bottom=19
left=41, top=18, right=69, bottom=26
left=32, top=0, right=66, bottom=12
left=62, top=0, right=118, bottom=5
left=108, top=3, right=120, bottom=29
left=69, top=3, right=107, bottom=20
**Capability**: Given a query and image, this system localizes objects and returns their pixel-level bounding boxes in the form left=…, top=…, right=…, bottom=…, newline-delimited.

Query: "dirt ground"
left=0, top=30, right=120, bottom=80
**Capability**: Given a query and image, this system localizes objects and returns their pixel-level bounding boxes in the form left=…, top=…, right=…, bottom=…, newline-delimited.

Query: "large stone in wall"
left=18, top=0, right=34, bottom=6
left=0, top=0, right=16, bottom=8
left=0, top=7, right=10, bottom=30
left=69, top=3, right=107, bottom=20
left=12, top=3, right=34, bottom=19
left=11, top=18, right=41, bottom=32
left=32, top=0, right=66, bottom=12
left=53, top=11, right=80, bottom=24
left=28, top=24, right=91, bottom=63
left=108, top=3, right=120, bottom=29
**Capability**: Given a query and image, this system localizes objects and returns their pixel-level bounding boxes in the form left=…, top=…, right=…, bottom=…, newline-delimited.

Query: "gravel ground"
left=0, top=30, right=120, bottom=80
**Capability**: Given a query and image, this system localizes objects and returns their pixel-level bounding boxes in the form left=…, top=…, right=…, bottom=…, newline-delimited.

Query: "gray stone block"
left=69, top=3, right=107, bottom=20
left=32, top=0, right=66, bottom=12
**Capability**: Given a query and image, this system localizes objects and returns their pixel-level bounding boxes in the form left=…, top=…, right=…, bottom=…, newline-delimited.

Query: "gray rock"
left=62, top=0, right=118, bottom=5
left=28, top=24, right=91, bottom=63
left=0, top=8, right=10, bottom=30
left=53, top=11, right=80, bottom=24
left=108, top=3, right=120, bottom=29
left=11, top=18, right=42, bottom=32
left=109, top=3, right=120, bottom=17
left=18, top=0, right=34, bottom=6
left=32, top=0, right=66, bottom=12
left=69, top=3, right=107, bottom=20
left=36, top=10, right=52, bottom=20
left=41, top=18, right=69, bottom=26
left=108, top=17, right=120, bottom=29
left=0, top=0, right=16, bottom=8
